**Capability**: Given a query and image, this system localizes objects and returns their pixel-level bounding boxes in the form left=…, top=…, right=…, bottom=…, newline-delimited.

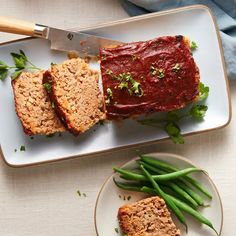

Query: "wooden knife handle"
left=0, top=16, right=36, bottom=36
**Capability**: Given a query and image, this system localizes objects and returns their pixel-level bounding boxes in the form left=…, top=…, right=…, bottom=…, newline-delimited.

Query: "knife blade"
left=0, top=16, right=122, bottom=56
left=46, top=27, right=121, bottom=56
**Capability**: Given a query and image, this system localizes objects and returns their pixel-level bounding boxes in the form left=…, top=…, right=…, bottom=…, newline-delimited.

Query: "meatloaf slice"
left=43, top=58, right=106, bottom=135
left=12, top=71, right=65, bottom=135
left=118, top=196, right=181, bottom=236
left=100, top=35, right=200, bottom=119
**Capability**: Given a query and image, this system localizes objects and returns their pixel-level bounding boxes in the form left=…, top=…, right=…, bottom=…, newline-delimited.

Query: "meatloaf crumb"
left=118, top=196, right=181, bottom=236
left=43, top=58, right=106, bottom=135
left=12, top=71, right=65, bottom=135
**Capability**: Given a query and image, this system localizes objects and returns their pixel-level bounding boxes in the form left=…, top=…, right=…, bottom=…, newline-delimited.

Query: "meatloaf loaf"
left=43, top=58, right=106, bottom=135
left=12, top=71, right=65, bottom=135
left=100, top=35, right=200, bottom=119
left=118, top=196, right=181, bottom=236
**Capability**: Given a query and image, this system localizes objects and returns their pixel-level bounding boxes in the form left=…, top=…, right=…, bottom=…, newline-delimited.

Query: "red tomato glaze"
left=100, top=36, right=200, bottom=119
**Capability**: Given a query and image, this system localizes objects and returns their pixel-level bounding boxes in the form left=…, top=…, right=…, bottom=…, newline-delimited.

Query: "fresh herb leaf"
left=11, top=52, right=26, bottom=69
left=20, top=145, right=26, bottom=151
left=190, top=41, right=198, bottom=51
left=0, top=60, right=8, bottom=70
left=198, top=82, right=209, bottom=101
left=189, top=105, right=208, bottom=119
left=43, top=82, right=52, bottom=93
left=114, top=228, right=119, bottom=233
left=165, top=122, right=184, bottom=144
left=19, top=50, right=27, bottom=60
left=11, top=70, right=23, bottom=81
left=167, top=111, right=180, bottom=122
left=77, top=190, right=81, bottom=196
left=0, top=69, right=8, bottom=81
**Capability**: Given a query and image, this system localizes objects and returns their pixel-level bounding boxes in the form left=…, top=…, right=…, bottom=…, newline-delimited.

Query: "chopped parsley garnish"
left=43, top=82, right=52, bottom=93
left=20, top=145, right=26, bottom=151
left=118, top=81, right=129, bottom=90
left=150, top=65, right=165, bottom=79
left=131, top=55, right=138, bottom=61
left=101, top=55, right=107, bottom=61
left=115, top=228, right=119, bottom=233
left=107, top=88, right=113, bottom=98
left=115, top=72, right=143, bottom=97
left=105, top=69, right=113, bottom=75
left=157, top=69, right=165, bottom=79
left=150, top=65, right=157, bottom=75
left=190, top=41, right=198, bottom=50
left=51, top=62, right=57, bottom=66
left=46, top=133, right=55, bottom=138
left=127, top=196, right=131, bottom=201
left=30, top=136, right=34, bottom=140
left=77, top=190, right=87, bottom=197
left=14, top=149, right=17, bottom=152
left=172, top=63, right=181, bottom=72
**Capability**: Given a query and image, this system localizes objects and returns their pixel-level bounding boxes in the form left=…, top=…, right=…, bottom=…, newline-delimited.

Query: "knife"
left=0, top=16, right=122, bottom=55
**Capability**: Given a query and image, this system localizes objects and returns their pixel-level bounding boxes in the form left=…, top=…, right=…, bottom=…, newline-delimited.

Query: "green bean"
left=113, top=178, right=143, bottom=192
left=139, top=161, right=198, bottom=208
left=114, top=167, right=203, bottom=182
left=139, top=155, right=212, bottom=199
left=167, top=195, right=218, bottom=235
left=140, top=165, right=188, bottom=231
left=140, top=186, right=218, bottom=235
left=140, top=154, right=178, bottom=172
left=167, top=182, right=198, bottom=208
left=176, top=181, right=205, bottom=206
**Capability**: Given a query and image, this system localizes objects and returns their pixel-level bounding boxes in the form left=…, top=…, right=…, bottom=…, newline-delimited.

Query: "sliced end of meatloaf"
left=100, top=35, right=200, bottom=120
left=12, top=71, right=65, bottom=135
left=118, top=196, right=181, bottom=236
left=43, top=58, right=106, bottom=135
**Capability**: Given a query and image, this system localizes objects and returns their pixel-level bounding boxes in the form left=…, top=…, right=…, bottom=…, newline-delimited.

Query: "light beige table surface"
left=0, top=0, right=235, bottom=235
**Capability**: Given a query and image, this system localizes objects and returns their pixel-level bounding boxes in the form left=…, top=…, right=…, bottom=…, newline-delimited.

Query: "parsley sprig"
left=137, top=82, right=209, bottom=144
left=0, top=50, right=41, bottom=81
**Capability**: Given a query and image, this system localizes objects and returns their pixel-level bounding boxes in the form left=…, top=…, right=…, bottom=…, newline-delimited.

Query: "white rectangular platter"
left=0, top=5, right=231, bottom=166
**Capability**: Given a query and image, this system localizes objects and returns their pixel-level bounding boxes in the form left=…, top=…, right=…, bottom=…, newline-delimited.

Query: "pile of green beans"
left=113, top=154, right=218, bottom=235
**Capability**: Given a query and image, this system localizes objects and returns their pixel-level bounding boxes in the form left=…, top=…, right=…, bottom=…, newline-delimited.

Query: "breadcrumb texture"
left=12, top=71, right=65, bottom=135
left=43, top=58, right=106, bottom=135
left=118, top=196, right=181, bottom=236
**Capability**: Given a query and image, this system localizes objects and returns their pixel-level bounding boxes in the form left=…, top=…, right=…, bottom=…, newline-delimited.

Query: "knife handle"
left=0, top=16, right=47, bottom=37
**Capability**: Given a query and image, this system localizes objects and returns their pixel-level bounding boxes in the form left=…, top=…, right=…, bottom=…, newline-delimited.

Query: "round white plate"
left=94, top=153, right=223, bottom=236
